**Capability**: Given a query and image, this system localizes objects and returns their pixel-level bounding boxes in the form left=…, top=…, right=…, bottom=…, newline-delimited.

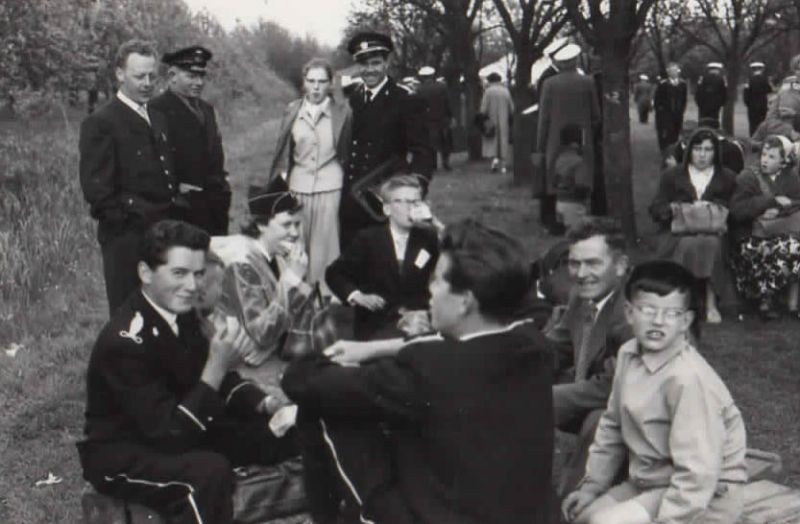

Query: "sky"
left=183, top=0, right=353, bottom=46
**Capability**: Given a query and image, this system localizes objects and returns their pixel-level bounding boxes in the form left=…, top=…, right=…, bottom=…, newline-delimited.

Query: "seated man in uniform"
left=76, top=220, right=298, bottom=524
left=284, top=219, right=556, bottom=524
left=545, top=217, right=632, bottom=497
left=326, top=174, right=439, bottom=340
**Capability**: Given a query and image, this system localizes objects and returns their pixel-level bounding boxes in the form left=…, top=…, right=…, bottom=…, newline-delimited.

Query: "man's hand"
left=561, top=490, right=597, bottom=523
left=775, top=195, right=793, bottom=207
left=203, top=316, right=246, bottom=389
left=398, top=309, right=432, bottom=337
left=256, top=387, right=292, bottom=415
left=350, top=291, right=386, bottom=311
left=764, top=207, right=780, bottom=219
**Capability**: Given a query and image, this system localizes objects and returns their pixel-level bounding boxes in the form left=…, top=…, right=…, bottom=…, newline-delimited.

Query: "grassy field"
left=0, top=98, right=797, bottom=524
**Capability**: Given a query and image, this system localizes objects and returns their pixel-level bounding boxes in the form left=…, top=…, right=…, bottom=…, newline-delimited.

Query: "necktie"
left=138, top=103, right=151, bottom=126
left=575, top=301, right=598, bottom=381
left=365, top=89, right=372, bottom=104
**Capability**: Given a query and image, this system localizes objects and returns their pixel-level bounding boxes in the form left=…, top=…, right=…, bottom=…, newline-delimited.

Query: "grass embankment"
left=0, top=99, right=797, bottom=524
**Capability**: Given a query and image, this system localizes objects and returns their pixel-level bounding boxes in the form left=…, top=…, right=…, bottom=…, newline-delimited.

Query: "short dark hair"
left=487, top=72, right=502, bottom=83
left=140, top=220, right=209, bottom=269
left=115, top=39, right=158, bottom=70
left=241, top=196, right=303, bottom=238
left=566, top=216, right=626, bottom=254
left=439, top=219, right=530, bottom=321
left=625, top=260, right=701, bottom=338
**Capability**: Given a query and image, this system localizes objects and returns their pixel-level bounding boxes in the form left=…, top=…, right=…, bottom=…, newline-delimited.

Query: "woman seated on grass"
left=648, top=127, right=738, bottom=323
left=562, top=260, right=747, bottom=524
left=730, top=135, right=800, bottom=320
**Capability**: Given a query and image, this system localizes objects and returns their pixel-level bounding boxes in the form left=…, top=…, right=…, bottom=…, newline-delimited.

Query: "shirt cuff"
left=346, top=291, right=359, bottom=305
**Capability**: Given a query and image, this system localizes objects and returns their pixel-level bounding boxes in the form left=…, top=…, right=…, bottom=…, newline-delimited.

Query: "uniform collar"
left=366, top=76, right=389, bottom=99
left=117, top=90, right=147, bottom=113
left=459, top=318, right=533, bottom=341
left=142, top=291, right=179, bottom=335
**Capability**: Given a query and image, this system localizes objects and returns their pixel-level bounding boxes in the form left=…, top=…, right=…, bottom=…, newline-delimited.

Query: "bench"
left=740, top=480, right=800, bottom=524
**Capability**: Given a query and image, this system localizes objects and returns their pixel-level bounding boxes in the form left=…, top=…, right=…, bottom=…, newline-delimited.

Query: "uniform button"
left=160, top=155, right=165, bottom=161
left=353, top=140, right=358, bottom=145
left=168, top=184, right=173, bottom=189
left=171, top=197, right=176, bottom=202
left=207, top=416, right=214, bottom=422
left=165, top=170, right=170, bottom=175
left=128, top=198, right=133, bottom=204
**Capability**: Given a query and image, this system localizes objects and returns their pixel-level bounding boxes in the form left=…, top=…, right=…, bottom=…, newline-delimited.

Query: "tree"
left=675, top=0, right=795, bottom=134
left=564, top=0, right=657, bottom=241
left=642, top=0, right=695, bottom=76
left=491, top=0, right=569, bottom=184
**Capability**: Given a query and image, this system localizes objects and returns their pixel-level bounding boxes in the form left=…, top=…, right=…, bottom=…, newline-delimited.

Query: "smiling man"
left=545, top=217, right=633, bottom=497
left=150, top=46, right=231, bottom=237
left=77, top=220, right=299, bottom=524
left=339, top=31, right=433, bottom=249
left=80, top=39, right=180, bottom=313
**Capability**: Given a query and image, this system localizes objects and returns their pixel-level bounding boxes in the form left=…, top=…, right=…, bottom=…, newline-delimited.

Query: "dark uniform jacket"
left=79, top=97, right=179, bottom=243
left=347, top=78, right=432, bottom=185
left=743, top=73, right=772, bottom=113
left=325, top=224, right=438, bottom=340
left=149, top=90, right=231, bottom=235
left=282, top=320, right=554, bottom=524
left=695, top=74, right=727, bottom=119
left=654, top=79, right=688, bottom=119
left=77, top=291, right=266, bottom=472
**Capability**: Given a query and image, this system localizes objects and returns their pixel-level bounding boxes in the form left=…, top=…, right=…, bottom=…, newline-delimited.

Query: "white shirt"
left=142, top=291, right=179, bottom=336
left=117, top=91, right=151, bottom=125
left=592, top=291, right=614, bottom=323
left=389, top=225, right=410, bottom=262
left=365, top=76, right=389, bottom=102
left=687, top=165, right=715, bottom=199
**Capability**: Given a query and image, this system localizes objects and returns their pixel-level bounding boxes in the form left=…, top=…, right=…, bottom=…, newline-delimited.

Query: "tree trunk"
left=512, top=51, right=535, bottom=185
left=599, top=43, right=637, bottom=241
left=722, top=63, right=739, bottom=136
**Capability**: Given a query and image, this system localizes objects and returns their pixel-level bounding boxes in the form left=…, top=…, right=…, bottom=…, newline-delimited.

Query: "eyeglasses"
left=630, top=303, right=687, bottom=321
left=390, top=199, right=422, bottom=207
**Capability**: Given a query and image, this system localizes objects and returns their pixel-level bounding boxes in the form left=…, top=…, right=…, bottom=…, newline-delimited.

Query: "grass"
left=0, top=99, right=797, bottom=524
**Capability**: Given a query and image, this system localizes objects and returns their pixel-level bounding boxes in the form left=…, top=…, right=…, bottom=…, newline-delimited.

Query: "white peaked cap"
left=553, top=44, right=581, bottom=62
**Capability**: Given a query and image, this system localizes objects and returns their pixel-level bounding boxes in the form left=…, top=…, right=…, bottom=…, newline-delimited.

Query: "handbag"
left=669, top=201, right=729, bottom=235
left=232, top=458, right=307, bottom=523
left=753, top=209, right=800, bottom=238
left=281, top=283, right=339, bottom=360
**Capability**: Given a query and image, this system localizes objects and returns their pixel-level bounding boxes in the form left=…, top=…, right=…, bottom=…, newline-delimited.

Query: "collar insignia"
left=120, top=311, right=144, bottom=344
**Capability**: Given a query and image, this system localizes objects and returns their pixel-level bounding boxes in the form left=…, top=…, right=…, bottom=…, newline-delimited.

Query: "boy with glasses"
left=563, top=260, right=747, bottom=524
left=326, top=174, right=439, bottom=340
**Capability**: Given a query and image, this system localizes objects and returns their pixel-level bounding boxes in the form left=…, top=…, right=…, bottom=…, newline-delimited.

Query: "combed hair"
left=302, top=57, right=333, bottom=81
left=566, top=216, right=626, bottom=253
left=625, top=260, right=701, bottom=338
left=379, top=174, right=423, bottom=202
left=115, top=39, right=158, bottom=70
left=140, top=220, right=209, bottom=269
left=439, top=219, right=529, bottom=321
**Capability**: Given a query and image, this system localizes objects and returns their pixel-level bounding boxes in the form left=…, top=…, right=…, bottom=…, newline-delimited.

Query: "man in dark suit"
left=416, top=66, right=453, bottom=171
left=545, top=217, right=632, bottom=497
left=76, top=220, right=298, bottom=524
left=340, top=31, right=433, bottom=249
left=79, top=39, right=180, bottom=313
left=743, top=61, right=772, bottom=136
left=654, top=62, right=688, bottom=152
left=695, top=62, right=727, bottom=128
left=284, top=219, right=555, bottom=524
left=150, top=46, right=231, bottom=236
left=326, top=175, right=438, bottom=341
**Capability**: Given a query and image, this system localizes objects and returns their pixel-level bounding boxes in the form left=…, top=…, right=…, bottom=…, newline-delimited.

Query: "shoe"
left=500, top=166, right=507, bottom=174
left=490, top=158, right=499, bottom=172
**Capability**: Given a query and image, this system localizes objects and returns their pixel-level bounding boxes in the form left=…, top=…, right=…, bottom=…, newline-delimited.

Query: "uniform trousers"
left=80, top=418, right=298, bottom=524
left=100, top=226, right=143, bottom=314
left=176, top=190, right=231, bottom=236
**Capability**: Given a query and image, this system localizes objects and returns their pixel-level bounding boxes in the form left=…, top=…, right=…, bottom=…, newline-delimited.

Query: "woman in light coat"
left=269, top=57, right=352, bottom=293
left=480, top=73, right=514, bottom=173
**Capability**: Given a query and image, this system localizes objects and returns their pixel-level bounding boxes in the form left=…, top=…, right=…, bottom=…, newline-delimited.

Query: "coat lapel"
left=331, top=99, right=346, bottom=147
left=381, top=225, right=401, bottom=276
left=111, top=98, right=152, bottom=137
left=581, top=289, right=623, bottom=368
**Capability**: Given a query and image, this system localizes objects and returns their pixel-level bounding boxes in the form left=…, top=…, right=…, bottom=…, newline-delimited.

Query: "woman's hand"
left=764, top=208, right=780, bottom=219
left=561, top=490, right=597, bottom=523
left=284, top=243, right=309, bottom=279
left=775, top=195, right=793, bottom=207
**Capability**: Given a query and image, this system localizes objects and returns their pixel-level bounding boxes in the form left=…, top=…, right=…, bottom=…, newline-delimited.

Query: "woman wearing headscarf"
left=649, top=127, right=738, bottom=323
left=269, top=57, right=352, bottom=294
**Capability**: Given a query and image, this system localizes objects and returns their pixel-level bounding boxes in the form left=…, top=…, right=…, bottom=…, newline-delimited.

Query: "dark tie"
left=268, top=257, right=281, bottom=279
left=575, top=302, right=598, bottom=381
left=364, top=89, right=372, bottom=104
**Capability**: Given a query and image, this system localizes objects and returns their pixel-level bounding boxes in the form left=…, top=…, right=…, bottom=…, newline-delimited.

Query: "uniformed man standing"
left=743, top=61, right=772, bottom=136
left=416, top=66, right=453, bottom=171
left=149, top=46, right=231, bottom=236
left=632, top=74, right=654, bottom=124
left=694, top=62, right=727, bottom=128
left=79, top=39, right=180, bottom=313
left=340, top=31, right=432, bottom=249
left=653, top=62, right=688, bottom=152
